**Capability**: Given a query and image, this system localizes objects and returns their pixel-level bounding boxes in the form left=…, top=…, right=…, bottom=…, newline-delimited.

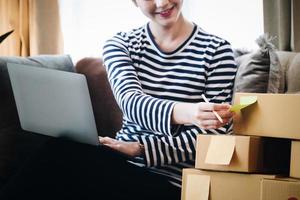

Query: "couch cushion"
left=234, top=49, right=270, bottom=93
left=0, top=55, right=74, bottom=186
left=285, top=53, right=300, bottom=93
left=234, top=35, right=284, bottom=93
left=75, top=58, right=123, bottom=137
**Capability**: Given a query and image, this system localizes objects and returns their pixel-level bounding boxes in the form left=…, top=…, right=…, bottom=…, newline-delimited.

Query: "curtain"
left=291, top=0, right=300, bottom=52
left=263, top=0, right=300, bottom=52
left=0, top=0, right=63, bottom=56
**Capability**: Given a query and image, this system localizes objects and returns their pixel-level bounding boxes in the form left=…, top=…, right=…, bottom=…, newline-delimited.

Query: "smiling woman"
left=59, top=0, right=263, bottom=62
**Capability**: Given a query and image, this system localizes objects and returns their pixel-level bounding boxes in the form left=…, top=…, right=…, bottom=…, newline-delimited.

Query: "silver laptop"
left=7, top=62, right=100, bottom=146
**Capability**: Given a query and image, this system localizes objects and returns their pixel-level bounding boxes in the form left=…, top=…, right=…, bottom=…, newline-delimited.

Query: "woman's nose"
left=155, top=0, right=169, bottom=8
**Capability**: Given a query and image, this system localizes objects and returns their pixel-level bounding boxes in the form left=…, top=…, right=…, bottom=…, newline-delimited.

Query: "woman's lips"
left=156, top=6, right=174, bottom=18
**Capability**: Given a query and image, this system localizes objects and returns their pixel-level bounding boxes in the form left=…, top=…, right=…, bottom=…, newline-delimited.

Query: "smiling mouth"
left=155, top=5, right=175, bottom=17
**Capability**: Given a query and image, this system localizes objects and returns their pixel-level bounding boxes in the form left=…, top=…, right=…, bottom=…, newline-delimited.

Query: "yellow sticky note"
left=205, top=136, right=236, bottom=165
left=230, top=96, right=257, bottom=112
left=185, top=174, right=210, bottom=200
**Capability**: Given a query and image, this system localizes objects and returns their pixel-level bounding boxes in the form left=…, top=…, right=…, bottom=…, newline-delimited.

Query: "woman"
left=0, top=0, right=236, bottom=199
left=101, top=0, right=236, bottom=189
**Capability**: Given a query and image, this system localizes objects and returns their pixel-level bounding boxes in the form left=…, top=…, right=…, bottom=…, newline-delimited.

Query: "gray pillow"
left=234, top=35, right=284, bottom=93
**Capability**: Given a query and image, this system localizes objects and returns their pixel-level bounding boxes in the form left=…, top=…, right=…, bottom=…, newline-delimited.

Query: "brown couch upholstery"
left=75, top=58, right=122, bottom=137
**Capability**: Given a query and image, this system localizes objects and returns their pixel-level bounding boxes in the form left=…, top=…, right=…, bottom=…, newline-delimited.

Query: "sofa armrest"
left=75, top=58, right=122, bottom=137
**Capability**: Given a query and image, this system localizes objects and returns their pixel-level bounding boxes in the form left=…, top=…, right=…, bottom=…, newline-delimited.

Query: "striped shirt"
left=102, top=23, right=237, bottom=187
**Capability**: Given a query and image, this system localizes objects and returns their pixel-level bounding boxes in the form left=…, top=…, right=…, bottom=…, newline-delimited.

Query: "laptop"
left=7, top=62, right=100, bottom=146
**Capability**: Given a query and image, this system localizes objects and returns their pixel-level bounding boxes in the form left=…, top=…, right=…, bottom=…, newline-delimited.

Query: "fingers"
left=100, top=137, right=123, bottom=153
left=104, top=142, right=122, bottom=151
left=213, top=103, right=231, bottom=111
left=195, top=118, right=231, bottom=130
left=195, top=108, right=234, bottom=121
left=194, top=102, right=234, bottom=129
left=99, top=137, right=142, bottom=157
left=99, top=136, right=117, bottom=145
left=198, top=102, right=231, bottom=111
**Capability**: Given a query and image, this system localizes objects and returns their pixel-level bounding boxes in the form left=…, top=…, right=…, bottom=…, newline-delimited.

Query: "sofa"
left=0, top=55, right=121, bottom=188
left=0, top=40, right=300, bottom=189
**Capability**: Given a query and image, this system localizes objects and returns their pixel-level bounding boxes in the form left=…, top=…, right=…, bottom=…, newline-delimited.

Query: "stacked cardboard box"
left=290, top=141, right=300, bottom=179
left=233, top=93, right=300, bottom=140
left=182, top=93, right=300, bottom=200
left=182, top=169, right=300, bottom=200
left=195, top=135, right=290, bottom=173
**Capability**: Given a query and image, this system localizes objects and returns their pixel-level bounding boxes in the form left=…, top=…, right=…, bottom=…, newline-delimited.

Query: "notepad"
left=230, top=96, right=257, bottom=112
left=185, top=174, right=210, bottom=200
left=205, top=136, right=236, bottom=165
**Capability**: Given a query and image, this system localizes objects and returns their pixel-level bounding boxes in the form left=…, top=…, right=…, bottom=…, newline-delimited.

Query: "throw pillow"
left=234, top=34, right=284, bottom=93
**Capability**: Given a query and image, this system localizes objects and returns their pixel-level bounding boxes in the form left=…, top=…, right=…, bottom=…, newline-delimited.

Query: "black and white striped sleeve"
left=103, top=34, right=176, bottom=136
left=133, top=131, right=197, bottom=167
left=204, top=40, right=237, bottom=134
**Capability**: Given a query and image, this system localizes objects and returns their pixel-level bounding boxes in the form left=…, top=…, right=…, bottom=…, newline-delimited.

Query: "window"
left=59, top=0, right=263, bottom=62
left=59, top=0, right=148, bottom=62
left=183, top=0, right=264, bottom=50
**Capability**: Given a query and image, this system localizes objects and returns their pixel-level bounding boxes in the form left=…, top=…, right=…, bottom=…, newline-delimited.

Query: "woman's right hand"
left=172, top=102, right=234, bottom=130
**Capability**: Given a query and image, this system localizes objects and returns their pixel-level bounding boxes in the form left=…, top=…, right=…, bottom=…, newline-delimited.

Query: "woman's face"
left=135, top=0, right=183, bottom=28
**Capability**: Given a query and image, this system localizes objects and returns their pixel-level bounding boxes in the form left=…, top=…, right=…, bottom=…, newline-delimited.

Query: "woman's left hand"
left=99, top=136, right=144, bottom=157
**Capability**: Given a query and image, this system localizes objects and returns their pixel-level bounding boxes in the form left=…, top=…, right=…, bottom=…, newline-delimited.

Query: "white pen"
left=201, top=94, right=223, bottom=123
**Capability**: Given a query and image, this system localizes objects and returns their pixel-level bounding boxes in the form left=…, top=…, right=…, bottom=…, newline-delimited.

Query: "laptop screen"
left=7, top=62, right=100, bottom=146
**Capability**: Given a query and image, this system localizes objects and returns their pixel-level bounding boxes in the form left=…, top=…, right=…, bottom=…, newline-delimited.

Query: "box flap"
left=184, top=174, right=210, bottom=200
left=291, top=141, right=300, bottom=178
left=205, top=136, right=235, bottom=165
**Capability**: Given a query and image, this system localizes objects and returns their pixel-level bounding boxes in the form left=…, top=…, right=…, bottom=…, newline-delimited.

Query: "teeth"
left=161, top=8, right=170, bottom=14
left=158, top=6, right=173, bottom=15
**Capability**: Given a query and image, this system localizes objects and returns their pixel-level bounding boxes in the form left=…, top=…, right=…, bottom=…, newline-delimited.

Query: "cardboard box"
left=233, top=93, right=300, bottom=140
left=261, top=178, right=300, bottom=200
left=195, top=134, right=290, bottom=173
left=181, top=168, right=277, bottom=200
left=290, top=141, right=300, bottom=179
